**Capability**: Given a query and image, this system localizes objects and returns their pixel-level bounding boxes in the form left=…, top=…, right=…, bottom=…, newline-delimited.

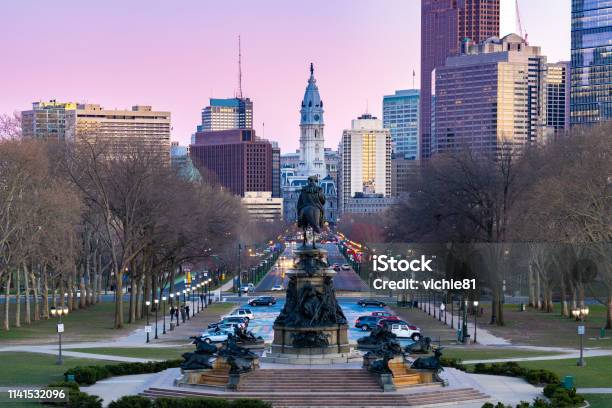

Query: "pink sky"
left=0, top=0, right=570, bottom=152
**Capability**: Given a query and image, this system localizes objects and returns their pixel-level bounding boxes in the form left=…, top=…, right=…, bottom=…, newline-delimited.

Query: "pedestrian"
left=175, top=307, right=180, bottom=322
left=169, top=306, right=175, bottom=322
left=185, top=304, right=190, bottom=318
left=180, top=305, right=186, bottom=323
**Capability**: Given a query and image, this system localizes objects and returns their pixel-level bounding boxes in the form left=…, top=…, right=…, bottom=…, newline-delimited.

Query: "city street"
left=255, top=242, right=368, bottom=292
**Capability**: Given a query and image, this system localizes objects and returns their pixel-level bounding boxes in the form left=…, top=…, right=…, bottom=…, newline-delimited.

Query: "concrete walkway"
left=419, top=302, right=511, bottom=346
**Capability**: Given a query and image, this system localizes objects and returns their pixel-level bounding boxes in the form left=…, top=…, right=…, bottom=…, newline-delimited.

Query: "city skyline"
left=0, top=0, right=570, bottom=152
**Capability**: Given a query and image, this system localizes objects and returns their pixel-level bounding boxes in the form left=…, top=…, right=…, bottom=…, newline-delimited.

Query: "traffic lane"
left=239, top=297, right=413, bottom=346
left=255, top=249, right=291, bottom=291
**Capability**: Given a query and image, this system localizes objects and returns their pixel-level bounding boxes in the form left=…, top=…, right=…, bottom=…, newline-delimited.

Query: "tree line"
left=380, top=124, right=610, bottom=327
left=0, top=124, right=278, bottom=331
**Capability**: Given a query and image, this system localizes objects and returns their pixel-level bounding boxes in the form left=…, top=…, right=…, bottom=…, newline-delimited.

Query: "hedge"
left=109, top=396, right=272, bottom=408
left=471, top=362, right=560, bottom=385
left=64, top=359, right=182, bottom=385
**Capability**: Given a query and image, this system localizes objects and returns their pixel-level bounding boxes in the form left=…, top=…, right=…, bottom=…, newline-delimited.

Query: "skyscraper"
left=189, top=128, right=273, bottom=197
left=420, top=0, right=500, bottom=159
left=297, top=63, right=326, bottom=180
left=339, top=114, right=393, bottom=214
left=201, top=97, right=253, bottom=131
left=570, top=0, right=612, bottom=124
left=546, top=61, right=570, bottom=134
left=383, top=89, right=420, bottom=160
left=433, top=34, right=548, bottom=154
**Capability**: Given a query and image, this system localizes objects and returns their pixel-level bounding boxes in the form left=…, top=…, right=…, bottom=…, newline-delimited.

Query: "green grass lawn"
left=582, top=394, right=612, bottom=408
left=65, top=346, right=193, bottom=360
left=0, top=352, right=119, bottom=386
left=516, top=356, right=612, bottom=388
left=478, top=303, right=612, bottom=349
left=442, top=347, right=563, bottom=362
left=0, top=302, right=138, bottom=344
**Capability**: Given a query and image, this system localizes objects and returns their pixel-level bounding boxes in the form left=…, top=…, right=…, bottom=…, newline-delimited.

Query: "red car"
left=371, top=311, right=394, bottom=318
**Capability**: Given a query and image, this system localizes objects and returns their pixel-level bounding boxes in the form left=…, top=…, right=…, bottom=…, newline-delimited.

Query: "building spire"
left=310, top=62, right=314, bottom=76
left=238, top=35, right=243, bottom=99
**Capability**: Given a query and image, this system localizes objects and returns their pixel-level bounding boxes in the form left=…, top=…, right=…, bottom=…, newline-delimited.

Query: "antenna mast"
left=238, top=35, right=243, bottom=99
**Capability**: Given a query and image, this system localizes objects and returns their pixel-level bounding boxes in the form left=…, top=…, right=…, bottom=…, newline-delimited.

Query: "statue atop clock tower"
left=298, top=63, right=327, bottom=179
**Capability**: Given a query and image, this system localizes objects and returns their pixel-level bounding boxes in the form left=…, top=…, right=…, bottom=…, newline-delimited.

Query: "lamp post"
left=169, top=293, right=174, bottom=326
left=191, top=287, right=195, bottom=317
left=473, top=300, right=479, bottom=344
left=162, top=296, right=167, bottom=334
left=175, top=292, right=181, bottom=327
left=572, top=307, right=590, bottom=367
left=450, top=297, right=454, bottom=329
left=208, top=278, right=212, bottom=304
left=237, top=243, right=242, bottom=297
left=154, top=298, right=159, bottom=339
left=462, top=298, right=469, bottom=343
left=145, top=300, right=151, bottom=343
left=50, top=306, right=69, bottom=365
left=183, top=289, right=188, bottom=320
left=197, top=283, right=202, bottom=311
left=204, top=280, right=208, bottom=308
left=440, top=303, right=445, bottom=323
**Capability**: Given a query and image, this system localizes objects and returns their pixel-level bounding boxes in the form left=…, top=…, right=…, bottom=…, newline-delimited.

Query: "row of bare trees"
left=0, top=132, right=252, bottom=331
left=385, top=124, right=611, bottom=327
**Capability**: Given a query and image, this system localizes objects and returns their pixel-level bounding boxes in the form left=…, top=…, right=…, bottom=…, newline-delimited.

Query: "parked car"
left=388, top=323, right=421, bottom=341
left=207, top=319, right=247, bottom=330
left=248, top=296, right=277, bottom=306
left=240, top=283, right=255, bottom=293
left=271, top=284, right=283, bottom=291
left=371, top=311, right=394, bottom=318
left=354, top=315, right=383, bottom=331
left=200, top=329, right=232, bottom=343
left=341, top=264, right=351, bottom=270
left=357, top=299, right=386, bottom=307
left=224, top=308, right=254, bottom=321
left=377, top=317, right=407, bottom=328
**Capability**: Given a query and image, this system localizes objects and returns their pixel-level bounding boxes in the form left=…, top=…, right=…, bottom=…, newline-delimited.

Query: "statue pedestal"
left=271, top=247, right=350, bottom=359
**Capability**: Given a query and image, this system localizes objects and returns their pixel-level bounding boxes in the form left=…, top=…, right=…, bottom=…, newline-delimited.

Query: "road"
left=255, top=243, right=368, bottom=292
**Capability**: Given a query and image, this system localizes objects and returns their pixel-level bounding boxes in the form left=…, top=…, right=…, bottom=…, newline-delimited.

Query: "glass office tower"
left=383, top=90, right=420, bottom=160
left=571, top=0, right=612, bottom=124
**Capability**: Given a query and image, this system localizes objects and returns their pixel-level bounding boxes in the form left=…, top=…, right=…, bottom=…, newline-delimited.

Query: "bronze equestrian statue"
left=297, top=176, right=326, bottom=248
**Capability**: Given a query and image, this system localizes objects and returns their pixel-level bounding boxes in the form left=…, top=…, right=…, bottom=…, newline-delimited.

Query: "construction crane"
left=515, top=0, right=528, bottom=44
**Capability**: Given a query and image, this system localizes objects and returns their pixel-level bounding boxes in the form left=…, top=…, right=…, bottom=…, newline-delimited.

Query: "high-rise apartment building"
left=420, top=0, right=500, bottom=159
left=201, top=97, right=253, bottom=131
left=190, top=128, right=273, bottom=197
left=271, top=141, right=281, bottom=198
left=383, top=89, right=420, bottom=160
left=22, top=101, right=171, bottom=157
left=433, top=34, right=548, bottom=154
left=339, top=114, right=392, bottom=214
left=570, top=0, right=612, bottom=124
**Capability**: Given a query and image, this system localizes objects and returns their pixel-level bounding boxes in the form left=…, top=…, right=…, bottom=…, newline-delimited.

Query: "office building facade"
left=420, top=0, right=500, bottom=159
left=22, top=101, right=171, bottom=157
left=201, top=97, right=253, bottom=131
left=339, top=114, right=392, bottom=214
left=546, top=61, right=571, bottom=134
left=190, top=128, right=273, bottom=197
left=383, top=89, right=420, bottom=160
left=242, top=191, right=283, bottom=221
left=570, top=0, right=612, bottom=124
left=433, top=34, right=548, bottom=154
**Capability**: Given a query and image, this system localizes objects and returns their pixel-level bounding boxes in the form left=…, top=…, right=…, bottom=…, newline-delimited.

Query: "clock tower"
left=298, top=63, right=327, bottom=179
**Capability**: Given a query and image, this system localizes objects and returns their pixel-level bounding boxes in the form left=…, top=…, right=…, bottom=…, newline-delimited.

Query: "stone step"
left=141, top=387, right=489, bottom=407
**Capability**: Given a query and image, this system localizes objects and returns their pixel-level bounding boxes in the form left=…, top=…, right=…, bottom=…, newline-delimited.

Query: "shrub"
left=230, top=399, right=273, bottom=408
left=152, top=397, right=271, bottom=408
left=440, top=357, right=466, bottom=371
left=47, top=381, right=80, bottom=392
left=66, top=391, right=103, bottom=408
left=65, top=359, right=182, bottom=385
left=109, top=395, right=153, bottom=408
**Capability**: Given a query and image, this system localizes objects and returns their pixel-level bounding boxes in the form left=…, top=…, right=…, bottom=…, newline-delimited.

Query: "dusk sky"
left=1, top=0, right=570, bottom=152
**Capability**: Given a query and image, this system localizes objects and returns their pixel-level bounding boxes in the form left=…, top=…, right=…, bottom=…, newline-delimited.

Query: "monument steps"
left=141, top=387, right=489, bottom=407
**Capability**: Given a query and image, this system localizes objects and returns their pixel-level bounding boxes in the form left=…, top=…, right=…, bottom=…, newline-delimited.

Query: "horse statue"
left=297, top=176, right=326, bottom=249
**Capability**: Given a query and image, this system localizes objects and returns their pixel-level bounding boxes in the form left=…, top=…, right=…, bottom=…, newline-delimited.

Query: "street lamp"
left=208, top=278, right=212, bottom=304
left=169, top=293, right=175, bottom=326
left=572, top=307, right=590, bottom=366
left=145, top=300, right=151, bottom=343
left=162, top=296, right=167, bottom=334
left=175, top=292, right=181, bottom=327
left=154, top=298, right=159, bottom=339
left=191, top=287, right=195, bottom=317
left=50, top=306, right=69, bottom=365
left=473, top=300, right=479, bottom=344
left=440, top=303, right=445, bottom=323
left=182, top=289, right=187, bottom=320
